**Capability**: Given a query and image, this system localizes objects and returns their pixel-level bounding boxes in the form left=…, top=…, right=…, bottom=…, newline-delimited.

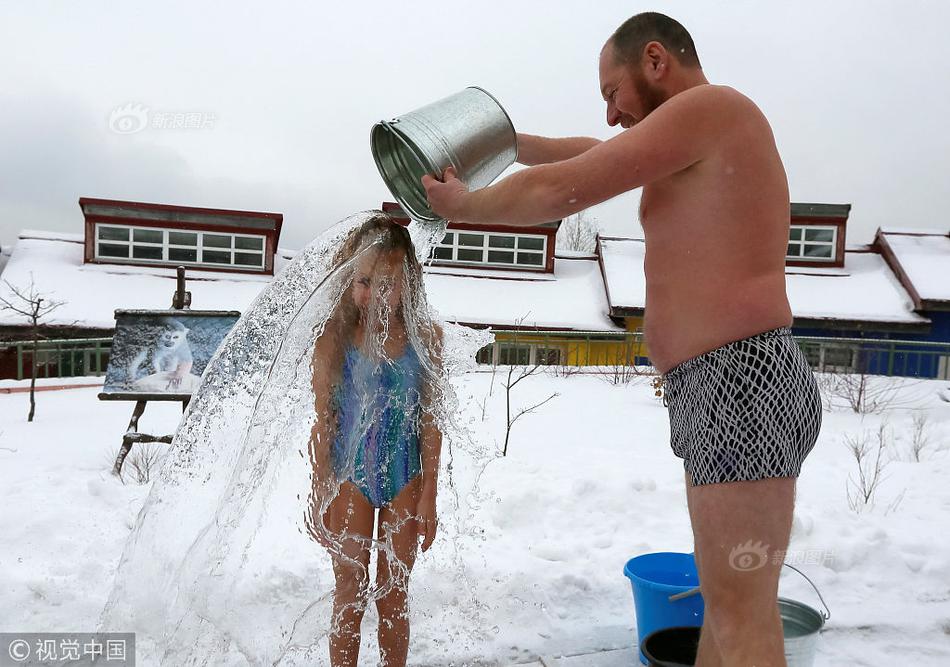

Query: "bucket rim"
left=777, top=596, right=826, bottom=632
left=623, top=552, right=700, bottom=592
left=370, top=121, right=444, bottom=224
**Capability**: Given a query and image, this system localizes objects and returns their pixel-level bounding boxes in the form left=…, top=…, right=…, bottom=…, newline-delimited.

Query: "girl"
left=306, top=214, right=443, bottom=667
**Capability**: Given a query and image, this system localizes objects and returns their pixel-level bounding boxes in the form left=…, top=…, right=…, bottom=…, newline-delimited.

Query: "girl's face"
left=351, top=250, right=405, bottom=320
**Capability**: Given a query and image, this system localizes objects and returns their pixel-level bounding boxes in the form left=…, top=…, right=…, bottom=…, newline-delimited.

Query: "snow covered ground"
left=2, top=371, right=950, bottom=665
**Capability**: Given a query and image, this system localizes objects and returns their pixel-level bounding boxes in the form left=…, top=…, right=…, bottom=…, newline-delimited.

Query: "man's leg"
left=687, top=473, right=794, bottom=667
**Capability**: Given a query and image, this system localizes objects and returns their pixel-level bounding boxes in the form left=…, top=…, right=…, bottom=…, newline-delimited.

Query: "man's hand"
left=421, top=167, right=470, bottom=221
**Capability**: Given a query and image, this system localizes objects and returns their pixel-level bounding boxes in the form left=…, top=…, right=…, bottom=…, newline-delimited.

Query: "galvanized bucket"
left=778, top=564, right=830, bottom=667
left=370, top=86, right=517, bottom=223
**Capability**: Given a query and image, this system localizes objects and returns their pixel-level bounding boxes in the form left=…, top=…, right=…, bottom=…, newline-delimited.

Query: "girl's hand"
left=416, top=484, right=438, bottom=552
left=421, top=167, right=469, bottom=221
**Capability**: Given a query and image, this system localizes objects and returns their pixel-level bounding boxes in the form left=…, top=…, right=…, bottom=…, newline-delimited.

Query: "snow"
left=881, top=232, right=950, bottom=303
left=598, top=238, right=927, bottom=325
left=0, top=234, right=620, bottom=333
left=2, top=372, right=950, bottom=665
left=786, top=253, right=928, bottom=324
left=425, top=256, right=620, bottom=331
left=598, top=238, right=646, bottom=311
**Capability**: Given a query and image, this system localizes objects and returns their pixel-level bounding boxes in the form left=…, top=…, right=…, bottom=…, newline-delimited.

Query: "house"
left=2, top=197, right=947, bottom=380
left=0, top=199, right=290, bottom=378
left=597, top=203, right=949, bottom=378
left=381, top=202, right=629, bottom=366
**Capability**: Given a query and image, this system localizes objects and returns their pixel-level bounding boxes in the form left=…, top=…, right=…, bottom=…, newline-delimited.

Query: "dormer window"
left=786, top=203, right=850, bottom=269
left=787, top=225, right=837, bottom=262
left=431, top=230, right=547, bottom=269
left=80, top=198, right=282, bottom=275
left=95, top=224, right=266, bottom=270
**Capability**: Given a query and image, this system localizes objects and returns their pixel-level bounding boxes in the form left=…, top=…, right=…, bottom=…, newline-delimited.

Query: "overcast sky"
left=2, top=0, right=949, bottom=252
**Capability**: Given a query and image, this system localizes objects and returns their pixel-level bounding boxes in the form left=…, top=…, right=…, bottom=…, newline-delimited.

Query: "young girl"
left=306, top=214, right=443, bottom=667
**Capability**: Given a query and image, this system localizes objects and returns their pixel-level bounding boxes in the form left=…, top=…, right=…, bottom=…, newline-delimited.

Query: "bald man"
left=423, top=11, right=821, bottom=666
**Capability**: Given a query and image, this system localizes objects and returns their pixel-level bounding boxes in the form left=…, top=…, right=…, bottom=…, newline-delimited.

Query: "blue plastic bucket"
left=623, top=552, right=705, bottom=665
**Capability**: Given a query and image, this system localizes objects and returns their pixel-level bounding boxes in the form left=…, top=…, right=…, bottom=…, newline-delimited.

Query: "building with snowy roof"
left=1, top=198, right=948, bottom=380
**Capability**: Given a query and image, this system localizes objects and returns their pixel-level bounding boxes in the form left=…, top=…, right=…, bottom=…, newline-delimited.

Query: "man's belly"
left=644, top=279, right=793, bottom=374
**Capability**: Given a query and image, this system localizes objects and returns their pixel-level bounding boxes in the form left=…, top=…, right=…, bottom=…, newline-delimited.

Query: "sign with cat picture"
left=100, top=310, right=240, bottom=400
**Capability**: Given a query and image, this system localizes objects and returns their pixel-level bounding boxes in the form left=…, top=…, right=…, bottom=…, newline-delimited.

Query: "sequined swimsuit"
left=331, top=344, right=423, bottom=507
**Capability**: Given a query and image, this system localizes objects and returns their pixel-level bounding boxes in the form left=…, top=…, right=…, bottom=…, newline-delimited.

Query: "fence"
left=4, top=332, right=950, bottom=381
left=480, top=330, right=950, bottom=380
left=1, top=338, right=112, bottom=381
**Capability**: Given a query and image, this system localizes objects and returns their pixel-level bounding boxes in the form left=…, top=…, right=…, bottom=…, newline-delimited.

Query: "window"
left=787, top=225, right=836, bottom=262
left=430, top=231, right=547, bottom=269
left=498, top=343, right=531, bottom=365
left=478, top=342, right=564, bottom=366
left=95, top=224, right=266, bottom=270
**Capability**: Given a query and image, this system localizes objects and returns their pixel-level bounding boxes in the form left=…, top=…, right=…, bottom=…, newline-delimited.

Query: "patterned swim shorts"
left=662, top=327, right=822, bottom=486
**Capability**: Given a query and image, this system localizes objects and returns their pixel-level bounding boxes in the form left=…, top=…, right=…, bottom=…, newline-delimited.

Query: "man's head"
left=599, top=12, right=703, bottom=128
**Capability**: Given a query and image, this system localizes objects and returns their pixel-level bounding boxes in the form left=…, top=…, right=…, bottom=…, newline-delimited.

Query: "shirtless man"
left=423, top=12, right=822, bottom=666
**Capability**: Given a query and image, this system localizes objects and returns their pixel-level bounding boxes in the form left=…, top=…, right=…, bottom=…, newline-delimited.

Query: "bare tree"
left=0, top=278, right=65, bottom=422
left=908, top=412, right=934, bottom=462
left=501, top=363, right=558, bottom=456
left=844, top=422, right=893, bottom=512
left=817, top=369, right=915, bottom=414
left=557, top=210, right=600, bottom=253
left=124, top=443, right=164, bottom=484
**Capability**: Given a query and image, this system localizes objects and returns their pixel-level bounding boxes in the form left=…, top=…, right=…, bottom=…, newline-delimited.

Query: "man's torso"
left=640, top=86, right=793, bottom=374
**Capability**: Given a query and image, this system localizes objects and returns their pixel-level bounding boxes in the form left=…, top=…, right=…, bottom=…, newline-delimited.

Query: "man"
left=422, top=12, right=822, bottom=666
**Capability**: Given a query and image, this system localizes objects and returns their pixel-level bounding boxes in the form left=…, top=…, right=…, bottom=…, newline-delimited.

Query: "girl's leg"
left=375, top=475, right=422, bottom=667
left=323, top=481, right=375, bottom=667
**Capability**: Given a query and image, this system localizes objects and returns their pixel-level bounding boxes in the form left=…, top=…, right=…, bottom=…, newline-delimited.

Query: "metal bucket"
left=779, top=597, right=825, bottom=667
left=370, top=86, right=517, bottom=223
left=780, top=564, right=830, bottom=667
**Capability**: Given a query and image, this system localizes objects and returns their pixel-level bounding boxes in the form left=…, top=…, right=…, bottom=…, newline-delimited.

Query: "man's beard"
left=631, top=69, right=668, bottom=118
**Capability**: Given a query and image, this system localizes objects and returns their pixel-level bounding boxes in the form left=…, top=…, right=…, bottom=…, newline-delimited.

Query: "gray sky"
left=2, top=0, right=949, bottom=252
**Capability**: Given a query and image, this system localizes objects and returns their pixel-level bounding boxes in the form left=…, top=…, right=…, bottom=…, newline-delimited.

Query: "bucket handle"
left=666, top=564, right=831, bottom=621
left=782, top=563, right=831, bottom=621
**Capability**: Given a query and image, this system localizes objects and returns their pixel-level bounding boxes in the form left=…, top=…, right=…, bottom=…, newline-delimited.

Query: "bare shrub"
left=124, top=443, right=164, bottom=484
left=818, top=370, right=913, bottom=414
left=502, top=364, right=558, bottom=456
left=844, top=422, right=893, bottom=512
left=908, top=412, right=934, bottom=462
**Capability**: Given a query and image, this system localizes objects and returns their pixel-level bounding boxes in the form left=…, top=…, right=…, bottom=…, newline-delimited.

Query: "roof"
left=790, top=203, right=852, bottom=219
left=0, top=231, right=620, bottom=333
left=877, top=229, right=950, bottom=306
left=78, top=197, right=284, bottom=237
left=598, top=237, right=646, bottom=314
left=596, top=236, right=926, bottom=327
left=424, top=256, right=621, bottom=331
left=786, top=252, right=928, bottom=326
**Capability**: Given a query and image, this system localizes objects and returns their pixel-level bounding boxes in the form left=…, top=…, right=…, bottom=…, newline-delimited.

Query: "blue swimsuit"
left=331, top=344, right=423, bottom=508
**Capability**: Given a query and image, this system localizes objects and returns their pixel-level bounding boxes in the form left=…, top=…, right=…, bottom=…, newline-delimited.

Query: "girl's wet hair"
left=319, top=212, right=440, bottom=384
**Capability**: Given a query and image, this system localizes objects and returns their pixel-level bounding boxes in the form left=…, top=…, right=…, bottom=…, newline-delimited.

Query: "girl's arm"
left=417, top=325, right=444, bottom=552
left=305, top=321, right=339, bottom=543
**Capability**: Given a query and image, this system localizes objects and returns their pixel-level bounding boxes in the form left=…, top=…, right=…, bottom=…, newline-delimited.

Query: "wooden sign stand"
left=108, top=267, right=192, bottom=476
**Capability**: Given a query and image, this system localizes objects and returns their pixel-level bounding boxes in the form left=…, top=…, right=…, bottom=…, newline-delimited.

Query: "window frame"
left=430, top=230, right=547, bottom=269
left=94, top=223, right=267, bottom=271
left=786, top=225, right=837, bottom=263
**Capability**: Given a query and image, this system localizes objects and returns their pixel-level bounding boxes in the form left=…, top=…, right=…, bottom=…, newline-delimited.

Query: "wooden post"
left=113, top=400, right=147, bottom=476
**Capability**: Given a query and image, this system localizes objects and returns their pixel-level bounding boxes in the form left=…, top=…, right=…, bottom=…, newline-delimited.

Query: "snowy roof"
left=879, top=230, right=950, bottom=304
left=0, top=232, right=621, bottom=333
left=598, top=237, right=646, bottom=312
left=424, top=256, right=621, bottom=331
left=0, top=233, right=291, bottom=330
left=786, top=252, right=926, bottom=325
left=597, top=236, right=926, bottom=326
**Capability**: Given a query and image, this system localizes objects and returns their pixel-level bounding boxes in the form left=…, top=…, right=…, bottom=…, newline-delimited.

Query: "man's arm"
left=516, top=133, right=602, bottom=166
left=424, top=85, right=735, bottom=227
